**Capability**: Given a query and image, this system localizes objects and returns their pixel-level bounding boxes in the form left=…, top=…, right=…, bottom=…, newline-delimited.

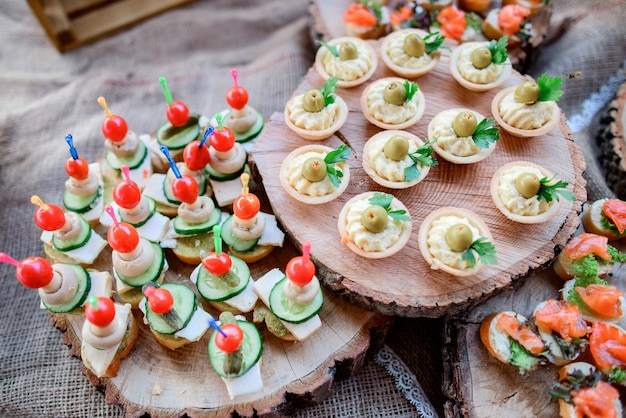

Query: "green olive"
left=338, top=41, right=359, bottom=60
left=361, top=205, right=389, bottom=233
left=301, top=157, right=326, bottom=182
left=470, top=46, right=492, bottom=69
left=514, top=81, right=540, bottom=104
left=452, top=111, right=477, bottom=137
left=383, top=135, right=410, bottom=161
left=383, top=81, right=407, bottom=106
left=302, top=89, right=325, bottom=113
left=403, top=34, right=425, bottom=57
left=445, top=223, right=474, bottom=252
left=515, top=173, right=541, bottom=198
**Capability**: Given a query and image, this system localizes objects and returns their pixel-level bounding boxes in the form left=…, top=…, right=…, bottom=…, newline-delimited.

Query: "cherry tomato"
left=65, top=157, right=90, bottom=181
left=15, top=256, right=53, bottom=289
left=226, top=86, right=248, bottom=111
left=172, top=175, right=198, bottom=204
left=202, top=252, right=232, bottom=276
left=85, top=296, right=116, bottom=327
left=167, top=101, right=190, bottom=127
left=286, top=251, right=315, bottom=287
left=102, top=114, right=128, bottom=142
left=233, top=193, right=260, bottom=220
left=34, top=203, right=66, bottom=231
left=108, top=222, right=140, bottom=253
left=113, top=178, right=141, bottom=209
left=214, top=323, right=244, bottom=353
left=144, top=286, right=174, bottom=314
left=183, top=140, right=211, bottom=171
left=210, top=128, right=235, bottom=152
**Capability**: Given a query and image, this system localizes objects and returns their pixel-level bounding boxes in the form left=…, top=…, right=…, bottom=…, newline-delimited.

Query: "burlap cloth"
left=1, top=1, right=624, bottom=417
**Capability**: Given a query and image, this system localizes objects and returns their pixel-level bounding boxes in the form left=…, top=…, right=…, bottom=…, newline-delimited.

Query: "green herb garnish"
left=537, top=73, right=564, bottom=102
left=319, top=76, right=338, bottom=107
left=600, top=212, right=626, bottom=238
left=404, top=140, right=437, bottom=182
left=608, top=366, right=626, bottom=385
left=368, top=192, right=411, bottom=222
left=358, top=0, right=383, bottom=22
left=487, top=36, right=509, bottom=65
left=472, top=118, right=500, bottom=148
left=424, top=31, right=451, bottom=54
left=462, top=237, right=497, bottom=268
left=465, top=12, right=483, bottom=32
left=537, top=175, right=575, bottom=203
left=508, top=338, right=541, bottom=375
left=318, top=40, right=338, bottom=57
left=404, top=80, right=419, bottom=102
left=548, top=368, right=604, bottom=403
left=324, top=144, right=351, bottom=187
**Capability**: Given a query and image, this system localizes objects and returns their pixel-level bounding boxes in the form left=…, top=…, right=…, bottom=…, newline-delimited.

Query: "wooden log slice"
left=441, top=238, right=626, bottom=417
left=251, top=40, right=586, bottom=318
left=50, top=182, right=393, bottom=418
left=596, top=80, right=626, bottom=199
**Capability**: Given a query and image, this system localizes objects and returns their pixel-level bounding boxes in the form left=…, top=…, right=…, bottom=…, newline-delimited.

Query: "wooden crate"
left=26, top=0, right=196, bottom=52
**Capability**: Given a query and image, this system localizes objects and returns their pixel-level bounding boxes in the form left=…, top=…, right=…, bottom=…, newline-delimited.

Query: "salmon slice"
left=390, top=6, right=412, bottom=27
left=497, top=4, right=530, bottom=36
left=602, top=199, right=626, bottom=234
left=572, top=380, right=620, bottom=418
left=496, top=312, right=544, bottom=355
left=343, top=4, right=378, bottom=27
left=564, top=233, right=612, bottom=261
left=534, top=299, right=590, bottom=341
left=590, top=321, right=626, bottom=370
left=575, top=284, right=624, bottom=319
left=436, top=5, right=466, bottom=42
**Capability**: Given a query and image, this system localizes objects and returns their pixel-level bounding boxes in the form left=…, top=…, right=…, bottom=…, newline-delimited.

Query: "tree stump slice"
left=596, top=80, right=626, bottom=199
left=251, top=39, right=586, bottom=318
left=442, top=238, right=626, bottom=417
left=50, top=185, right=393, bottom=418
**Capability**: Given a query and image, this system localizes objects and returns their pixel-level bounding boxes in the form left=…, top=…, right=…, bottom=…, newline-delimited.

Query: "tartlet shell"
left=284, top=95, right=349, bottom=141
left=314, top=36, right=378, bottom=89
left=360, top=77, right=426, bottom=130
left=380, top=29, right=441, bottom=79
left=449, top=42, right=512, bottom=92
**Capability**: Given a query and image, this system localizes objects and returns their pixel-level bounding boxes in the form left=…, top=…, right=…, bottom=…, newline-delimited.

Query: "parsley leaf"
left=487, top=36, right=508, bottom=65
left=319, top=76, right=338, bottom=107
left=324, top=144, right=350, bottom=187
left=317, top=40, right=338, bottom=57
left=368, top=192, right=411, bottom=222
left=404, top=80, right=419, bottom=102
left=537, top=73, right=564, bottom=102
left=404, top=140, right=438, bottom=182
left=462, top=237, right=497, bottom=268
left=472, top=118, right=500, bottom=148
left=424, top=31, right=450, bottom=54
left=536, top=175, right=575, bottom=203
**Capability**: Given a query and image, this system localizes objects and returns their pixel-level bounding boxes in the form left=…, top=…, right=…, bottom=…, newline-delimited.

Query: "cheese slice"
left=40, top=229, right=108, bottom=265
left=256, top=212, right=285, bottom=247
left=99, top=201, right=171, bottom=243
left=142, top=174, right=178, bottom=209
left=77, top=162, right=105, bottom=223
left=210, top=176, right=243, bottom=207
left=86, top=271, right=113, bottom=301
left=138, top=297, right=213, bottom=342
left=222, top=361, right=263, bottom=399
left=253, top=268, right=321, bottom=341
left=190, top=264, right=258, bottom=313
left=129, top=134, right=154, bottom=189
left=81, top=303, right=131, bottom=378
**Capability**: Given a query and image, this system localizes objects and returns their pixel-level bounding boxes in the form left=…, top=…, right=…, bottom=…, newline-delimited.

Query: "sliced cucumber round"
left=156, top=114, right=201, bottom=151
left=52, top=215, right=92, bottom=252
left=120, top=196, right=156, bottom=229
left=105, top=142, right=148, bottom=170
left=145, top=283, right=197, bottom=335
left=163, top=173, right=207, bottom=205
left=208, top=320, right=263, bottom=378
left=63, top=186, right=102, bottom=214
left=196, top=256, right=250, bottom=302
left=116, top=242, right=165, bottom=287
left=204, top=163, right=247, bottom=181
left=233, top=113, right=264, bottom=143
left=269, top=277, right=323, bottom=324
left=42, top=264, right=91, bottom=313
left=173, top=208, right=221, bottom=235
left=220, top=214, right=259, bottom=252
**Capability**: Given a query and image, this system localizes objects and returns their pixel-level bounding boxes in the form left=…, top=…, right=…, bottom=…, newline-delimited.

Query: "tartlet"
left=337, top=191, right=412, bottom=259
left=284, top=87, right=348, bottom=141
left=449, top=41, right=511, bottom=92
left=362, top=130, right=434, bottom=189
left=490, top=161, right=563, bottom=224
left=360, top=77, right=426, bottom=130
left=380, top=29, right=442, bottom=78
left=314, top=37, right=378, bottom=88
left=418, top=206, right=495, bottom=276
left=427, top=108, right=498, bottom=164
left=279, top=144, right=350, bottom=205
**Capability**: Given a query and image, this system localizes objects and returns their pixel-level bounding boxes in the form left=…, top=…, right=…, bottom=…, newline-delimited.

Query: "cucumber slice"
left=145, top=283, right=197, bottom=335
left=196, top=256, right=250, bottom=302
left=163, top=174, right=207, bottom=205
left=204, top=163, right=247, bottom=181
left=116, top=242, right=165, bottom=287
left=208, top=320, right=263, bottom=378
left=105, top=142, right=148, bottom=170
left=173, top=208, right=221, bottom=235
left=120, top=196, right=156, bottom=229
left=156, top=114, right=201, bottom=151
left=220, top=214, right=259, bottom=252
left=234, top=113, right=264, bottom=143
left=63, top=187, right=102, bottom=214
left=42, top=265, right=91, bottom=313
left=269, top=277, right=323, bottom=324
left=52, top=215, right=92, bottom=252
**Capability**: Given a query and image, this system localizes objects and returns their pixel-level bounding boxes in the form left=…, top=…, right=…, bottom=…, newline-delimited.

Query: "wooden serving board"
left=251, top=41, right=586, bottom=318
left=51, top=185, right=392, bottom=418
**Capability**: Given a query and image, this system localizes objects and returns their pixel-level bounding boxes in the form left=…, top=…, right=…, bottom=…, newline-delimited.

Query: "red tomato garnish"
left=183, top=140, right=211, bottom=171
left=202, top=252, right=233, bottom=276
left=564, top=233, right=612, bottom=261
left=65, top=157, right=90, bottom=181
left=214, top=323, right=244, bottom=353
left=108, top=222, right=140, bottom=253
left=85, top=296, right=116, bottom=327
left=498, top=4, right=530, bottom=36
left=102, top=114, right=128, bottom=142
left=602, top=199, right=626, bottom=235
left=343, top=3, right=377, bottom=27
left=437, top=5, right=466, bottom=42
left=113, top=178, right=141, bottom=209
left=144, top=286, right=174, bottom=314
left=233, top=193, right=260, bottom=220
left=34, top=203, right=66, bottom=231
left=286, top=242, right=315, bottom=287
left=15, top=256, right=54, bottom=289
left=172, top=175, right=198, bottom=204
left=167, top=101, right=190, bottom=127
left=210, top=128, right=235, bottom=152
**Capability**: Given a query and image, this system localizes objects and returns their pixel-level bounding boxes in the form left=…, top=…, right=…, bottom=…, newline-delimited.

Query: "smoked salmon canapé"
left=561, top=280, right=626, bottom=324
left=589, top=321, right=626, bottom=386
left=532, top=299, right=590, bottom=366
left=582, top=198, right=626, bottom=241
left=553, top=232, right=626, bottom=281
left=480, top=311, right=546, bottom=374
